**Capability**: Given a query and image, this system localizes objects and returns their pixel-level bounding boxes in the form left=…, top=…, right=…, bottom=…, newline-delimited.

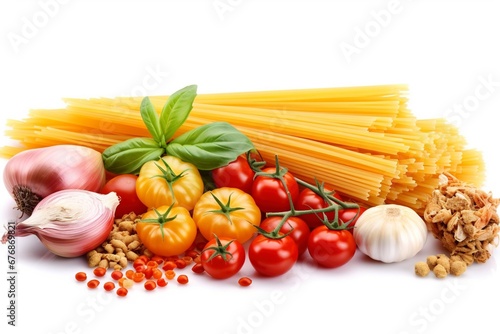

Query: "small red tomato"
left=211, top=155, right=255, bottom=194
left=251, top=167, right=299, bottom=213
left=201, top=237, right=246, bottom=279
left=307, top=226, right=356, bottom=268
left=248, top=234, right=298, bottom=277
left=295, top=188, right=343, bottom=230
left=101, top=174, right=148, bottom=218
left=259, top=216, right=310, bottom=256
left=338, top=206, right=367, bottom=234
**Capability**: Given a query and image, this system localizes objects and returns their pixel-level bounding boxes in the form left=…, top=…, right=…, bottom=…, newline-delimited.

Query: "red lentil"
left=75, top=272, right=87, bottom=282
left=93, top=267, right=106, bottom=277
left=238, top=277, right=252, bottom=287
left=133, top=272, right=145, bottom=283
left=103, top=282, right=115, bottom=291
left=144, top=280, right=157, bottom=291
left=191, top=263, right=205, bottom=274
left=165, top=270, right=176, bottom=280
left=157, top=278, right=168, bottom=287
left=177, top=275, right=189, bottom=285
left=87, top=279, right=100, bottom=289
left=111, top=270, right=123, bottom=280
left=116, top=287, right=128, bottom=297
left=162, top=261, right=177, bottom=271
left=125, top=269, right=135, bottom=279
left=175, top=259, right=187, bottom=269
left=152, top=268, right=163, bottom=279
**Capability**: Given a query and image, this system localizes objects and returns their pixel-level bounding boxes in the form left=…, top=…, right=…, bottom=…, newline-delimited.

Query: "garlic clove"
left=353, top=204, right=428, bottom=263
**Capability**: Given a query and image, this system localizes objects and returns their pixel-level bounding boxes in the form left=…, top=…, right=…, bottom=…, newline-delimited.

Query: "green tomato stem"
left=139, top=204, right=178, bottom=240
left=207, top=192, right=244, bottom=225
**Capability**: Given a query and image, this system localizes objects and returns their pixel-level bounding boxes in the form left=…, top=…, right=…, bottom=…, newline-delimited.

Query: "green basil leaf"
left=160, top=84, right=197, bottom=142
left=140, top=97, right=162, bottom=144
left=166, top=122, right=254, bottom=170
left=102, top=137, right=164, bottom=174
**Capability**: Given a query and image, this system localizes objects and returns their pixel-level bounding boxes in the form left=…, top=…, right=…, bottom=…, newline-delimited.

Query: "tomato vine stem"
left=246, top=151, right=361, bottom=233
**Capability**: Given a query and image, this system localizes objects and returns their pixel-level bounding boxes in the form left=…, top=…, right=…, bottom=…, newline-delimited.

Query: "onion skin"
left=10, top=189, right=119, bottom=258
left=3, top=145, right=106, bottom=216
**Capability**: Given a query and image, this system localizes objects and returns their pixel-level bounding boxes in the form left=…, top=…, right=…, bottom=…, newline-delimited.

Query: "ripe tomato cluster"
left=210, top=153, right=366, bottom=276
left=99, top=153, right=367, bottom=281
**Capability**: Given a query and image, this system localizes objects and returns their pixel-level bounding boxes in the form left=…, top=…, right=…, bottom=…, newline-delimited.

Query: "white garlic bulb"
left=353, top=204, right=428, bottom=263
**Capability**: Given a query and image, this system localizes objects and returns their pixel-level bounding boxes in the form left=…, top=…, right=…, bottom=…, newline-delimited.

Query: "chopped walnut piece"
left=423, top=173, right=500, bottom=265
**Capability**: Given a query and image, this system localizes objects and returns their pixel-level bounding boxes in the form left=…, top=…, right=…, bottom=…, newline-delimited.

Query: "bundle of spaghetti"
left=0, top=84, right=485, bottom=214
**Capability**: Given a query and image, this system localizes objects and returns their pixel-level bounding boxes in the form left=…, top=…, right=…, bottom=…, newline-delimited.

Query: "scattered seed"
left=75, top=272, right=87, bottom=282
left=238, top=277, right=252, bottom=287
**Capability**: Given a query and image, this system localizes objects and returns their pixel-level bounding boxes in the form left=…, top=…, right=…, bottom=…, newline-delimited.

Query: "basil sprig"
left=102, top=85, right=254, bottom=174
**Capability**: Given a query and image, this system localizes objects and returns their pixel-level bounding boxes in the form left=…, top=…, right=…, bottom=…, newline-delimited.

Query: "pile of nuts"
left=86, top=212, right=151, bottom=270
left=414, top=254, right=467, bottom=278
left=423, top=173, right=500, bottom=265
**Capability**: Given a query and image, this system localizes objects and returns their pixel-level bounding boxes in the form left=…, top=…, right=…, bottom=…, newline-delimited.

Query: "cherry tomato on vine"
left=251, top=167, right=299, bottom=213
left=211, top=155, right=255, bottom=194
left=201, top=236, right=245, bottom=279
left=307, top=226, right=356, bottom=268
left=259, top=216, right=310, bottom=256
left=248, top=234, right=298, bottom=277
left=295, top=188, right=343, bottom=230
left=101, top=174, right=147, bottom=218
left=339, top=206, right=367, bottom=234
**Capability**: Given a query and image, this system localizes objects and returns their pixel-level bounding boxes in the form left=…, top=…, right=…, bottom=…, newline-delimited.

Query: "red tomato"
left=211, top=155, right=255, bottom=194
left=200, top=237, right=246, bottom=279
left=339, top=206, right=367, bottom=234
left=248, top=234, right=298, bottom=277
left=101, top=174, right=147, bottom=218
left=307, top=226, right=356, bottom=268
left=259, top=216, right=310, bottom=256
left=251, top=167, right=299, bottom=213
left=295, top=188, right=343, bottom=230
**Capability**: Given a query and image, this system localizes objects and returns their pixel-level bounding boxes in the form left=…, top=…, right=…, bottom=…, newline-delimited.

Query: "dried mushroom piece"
left=423, top=172, right=500, bottom=265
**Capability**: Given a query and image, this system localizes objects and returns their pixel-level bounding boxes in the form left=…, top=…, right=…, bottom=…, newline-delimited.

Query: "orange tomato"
left=136, top=205, right=197, bottom=257
left=136, top=155, right=203, bottom=211
left=193, top=187, right=261, bottom=244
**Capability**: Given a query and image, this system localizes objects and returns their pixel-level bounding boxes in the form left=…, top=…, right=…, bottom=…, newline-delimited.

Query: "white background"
left=1, top=1, right=500, bottom=333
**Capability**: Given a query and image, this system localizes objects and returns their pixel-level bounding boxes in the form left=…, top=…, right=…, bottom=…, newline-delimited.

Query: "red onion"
left=3, top=145, right=106, bottom=216
left=2, top=189, right=120, bottom=258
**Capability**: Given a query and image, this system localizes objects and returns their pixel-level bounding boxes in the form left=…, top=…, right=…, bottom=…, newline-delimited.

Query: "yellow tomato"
left=136, top=205, right=197, bottom=257
left=136, top=155, right=203, bottom=211
left=193, top=187, right=261, bottom=244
